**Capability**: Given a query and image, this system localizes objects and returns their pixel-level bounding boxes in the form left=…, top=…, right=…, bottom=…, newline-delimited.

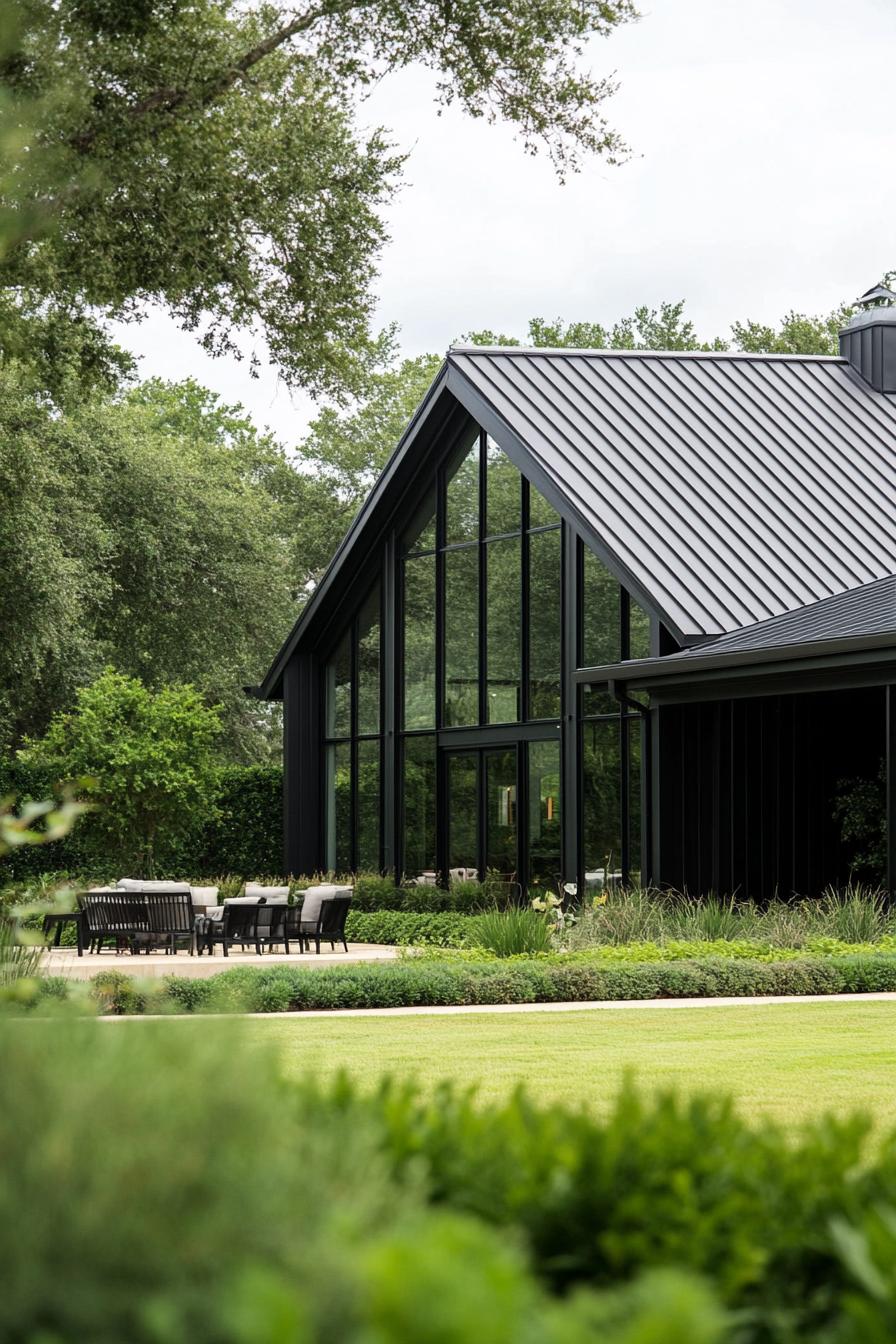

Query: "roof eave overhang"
left=576, top=630, right=896, bottom=698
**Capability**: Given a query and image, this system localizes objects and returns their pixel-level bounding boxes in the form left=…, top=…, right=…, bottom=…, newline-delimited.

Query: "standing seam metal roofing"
left=675, top=573, right=896, bottom=655
left=447, top=348, right=896, bottom=638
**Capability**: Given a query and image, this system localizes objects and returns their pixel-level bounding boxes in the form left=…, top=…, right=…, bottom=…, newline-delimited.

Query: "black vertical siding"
left=657, top=687, right=885, bottom=898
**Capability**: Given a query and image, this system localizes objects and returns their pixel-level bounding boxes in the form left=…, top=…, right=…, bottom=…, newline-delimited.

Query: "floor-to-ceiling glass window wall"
left=580, top=542, right=650, bottom=887
left=323, top=582, right=383, bottom=872
left=399, top=426, right=565, bottom=887
left=319, top=420, right=651, bottom=889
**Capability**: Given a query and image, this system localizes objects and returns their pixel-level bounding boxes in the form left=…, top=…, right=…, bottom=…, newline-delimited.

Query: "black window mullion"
left=521, top=486, right=531, bottom=723
left=478, top=430, right=487, bottom=727
left=619, top=587, right=631, bottom=882
left=350, top=613, right=359, bottom=871
left=435, top=462, right=446, bottom=732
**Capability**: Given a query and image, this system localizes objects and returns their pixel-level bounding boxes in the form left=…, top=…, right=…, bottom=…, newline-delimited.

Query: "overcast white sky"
left=112, top=0, right=896, bottom=446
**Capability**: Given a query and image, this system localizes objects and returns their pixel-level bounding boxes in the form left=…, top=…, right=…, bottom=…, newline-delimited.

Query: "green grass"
left=255, top=1000, right=896, bottom=1127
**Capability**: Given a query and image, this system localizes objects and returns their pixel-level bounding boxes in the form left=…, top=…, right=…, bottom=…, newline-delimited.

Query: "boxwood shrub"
left=68, top=952, right=896, bottom=1016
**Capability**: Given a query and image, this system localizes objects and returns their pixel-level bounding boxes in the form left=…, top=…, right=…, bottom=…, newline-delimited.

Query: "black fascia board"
left=257, top=361, right=451, bottom=699
left=443, top=361, right=695, bottom=647
left=575, top=629, right=896, bottom=692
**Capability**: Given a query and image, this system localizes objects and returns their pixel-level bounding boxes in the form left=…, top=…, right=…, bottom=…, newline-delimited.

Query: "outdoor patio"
left=44, top=943, right=397, bottom=980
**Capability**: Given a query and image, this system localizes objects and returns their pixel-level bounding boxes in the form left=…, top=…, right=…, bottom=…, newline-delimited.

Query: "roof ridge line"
left=448, top=346, right=844, bottom=363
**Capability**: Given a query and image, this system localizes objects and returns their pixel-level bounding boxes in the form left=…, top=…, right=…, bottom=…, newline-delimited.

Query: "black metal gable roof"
left=260, top=347, right=896, bottom=697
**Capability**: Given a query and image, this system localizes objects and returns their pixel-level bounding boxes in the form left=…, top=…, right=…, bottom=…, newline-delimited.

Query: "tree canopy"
left=21, top=668, right=222, bottom=875
left=0, top=372, right=299, bottom=758
left=0, top=0, right=636, bottom=395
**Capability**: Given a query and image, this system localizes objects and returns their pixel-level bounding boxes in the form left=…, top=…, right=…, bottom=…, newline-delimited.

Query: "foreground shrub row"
left=68, top=951, right=896, bottom=1015
left=5, top=1012, right=896, bottom=1343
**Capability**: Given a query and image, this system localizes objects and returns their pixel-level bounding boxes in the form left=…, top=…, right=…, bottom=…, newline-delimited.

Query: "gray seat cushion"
left=244, top=883, right=289, bottom=900
left=299, top=885, right=352, bottom=927
left=117, top=879, right=191, bottom=893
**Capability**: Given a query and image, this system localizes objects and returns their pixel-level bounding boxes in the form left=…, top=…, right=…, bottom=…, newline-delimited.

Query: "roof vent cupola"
left=839, top=282, right=896, bottom=392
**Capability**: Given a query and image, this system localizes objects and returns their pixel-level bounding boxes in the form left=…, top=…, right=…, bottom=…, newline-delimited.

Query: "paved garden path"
left=45, top=943, right=397, bottom=980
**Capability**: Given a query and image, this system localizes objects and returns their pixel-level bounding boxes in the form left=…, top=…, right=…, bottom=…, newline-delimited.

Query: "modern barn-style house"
left=258, top=297, right=896, bottom=899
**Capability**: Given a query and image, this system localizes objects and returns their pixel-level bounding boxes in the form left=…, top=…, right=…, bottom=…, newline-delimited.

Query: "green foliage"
left=351, top=876, right=506, bottom=913
left=0, top=1011, right=742, bottom=1343
left=0, top=761, right=283, bottom=879
left=194, top=765, right=282, bottom=875
left=21, top=669, right=222, bottom=875
left=834, top=762, right=887, bottom=882
left=1, top=0, right=635, bottom=394
left=476, top=908, right=554, bottom=957
left=568, top=885, right=896, bottom=951
left=62, top=950, right=896, bottom=1017
left=347, top=911, right=478, bottom=947
left=0, top=374, right=300, bottom=756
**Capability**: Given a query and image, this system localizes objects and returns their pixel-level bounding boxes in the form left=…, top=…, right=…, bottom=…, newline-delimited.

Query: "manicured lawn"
left=256, top=1000, right=896, bottom=1126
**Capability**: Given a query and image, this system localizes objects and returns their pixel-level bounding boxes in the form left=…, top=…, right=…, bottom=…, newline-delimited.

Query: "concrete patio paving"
left=44, top=943, right=397, bottom=980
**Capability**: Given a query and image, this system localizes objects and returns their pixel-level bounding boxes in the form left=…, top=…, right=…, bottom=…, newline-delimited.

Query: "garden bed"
left=27, top=948, right=896, bottom=1015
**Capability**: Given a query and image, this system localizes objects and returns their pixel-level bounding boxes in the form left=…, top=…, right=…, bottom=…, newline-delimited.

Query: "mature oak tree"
left=0, top=0, right=636, bottom=394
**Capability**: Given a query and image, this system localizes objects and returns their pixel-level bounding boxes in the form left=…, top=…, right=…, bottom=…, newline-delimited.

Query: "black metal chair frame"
left=299, top=896, right=351, bottom=955
left=253, top=903, right=301, bottom=954
left=41, top=910, right=85, bottom=956
left=78, top=891, right=196, bottom=955
left=200, top=899, right=267, bottom=956
left=145, top=892, right=197, bottom=955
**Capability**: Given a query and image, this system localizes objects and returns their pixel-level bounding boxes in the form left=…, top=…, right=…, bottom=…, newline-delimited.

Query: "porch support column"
left=888, top=684, right=896, bottom=899
left=282, top=652, right=322, bottom=876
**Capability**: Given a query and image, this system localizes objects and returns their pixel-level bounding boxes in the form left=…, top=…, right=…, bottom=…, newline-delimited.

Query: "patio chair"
left=145, top=891, right=197, bottom=955
left=201, top=899, right=266, bottom=956
left=255, top=902, right=301, bottom=954
left=298, top=886, right=352, bottom=954
left=80, top=891, right=150, bottom=954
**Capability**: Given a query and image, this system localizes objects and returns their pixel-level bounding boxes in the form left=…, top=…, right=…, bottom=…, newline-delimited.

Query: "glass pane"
left=626, top=717, right=642, bottom=885
left=485, top=748, right=517, bottom=879
left=485, top=436, right=520, bottom=537
left=403, top=485, right=436, bottom=554
left=528, top=528, right=561, bottom=719
left=325, top=630, right=352, bottom=738
left=582, top=688, right=618, bottom=718
left=444, top=545, right=479, bottom=726
left=325, top=741, right=352, bottom=873
left=582, top=720, right=622, bottom=887
left=445, top=433, right=480, bottom=544
left=448, top=752, right=479, bottom=876
left=529, top=479, right=560, bottom=529
left=357, top=738, right=381, bottom=871
left=402, top=735, right=437, bottom=880
left=357, top=585, right=381, bottom=735
left=628, top=596, right=651, bottom=660
left=528, top=741, right=561, bottom=893
left=582, top=545, right=621, bottom=666
left=403, top=553, right=436, bottom=729
left=486, top=537, right=520, bottom=723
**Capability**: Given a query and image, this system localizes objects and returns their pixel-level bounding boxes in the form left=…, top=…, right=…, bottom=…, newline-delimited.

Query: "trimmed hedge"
left=345, top=911, right=477, bottom=947
left=71, top=952, right=896, bottom=1016
left=350, top=875, right=508, bottom=913
left=0, top=760, right=282, bottom=878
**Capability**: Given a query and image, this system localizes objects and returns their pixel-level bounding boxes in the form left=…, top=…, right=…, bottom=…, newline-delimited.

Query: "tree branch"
left=69, top=0, right=365, bottom=154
